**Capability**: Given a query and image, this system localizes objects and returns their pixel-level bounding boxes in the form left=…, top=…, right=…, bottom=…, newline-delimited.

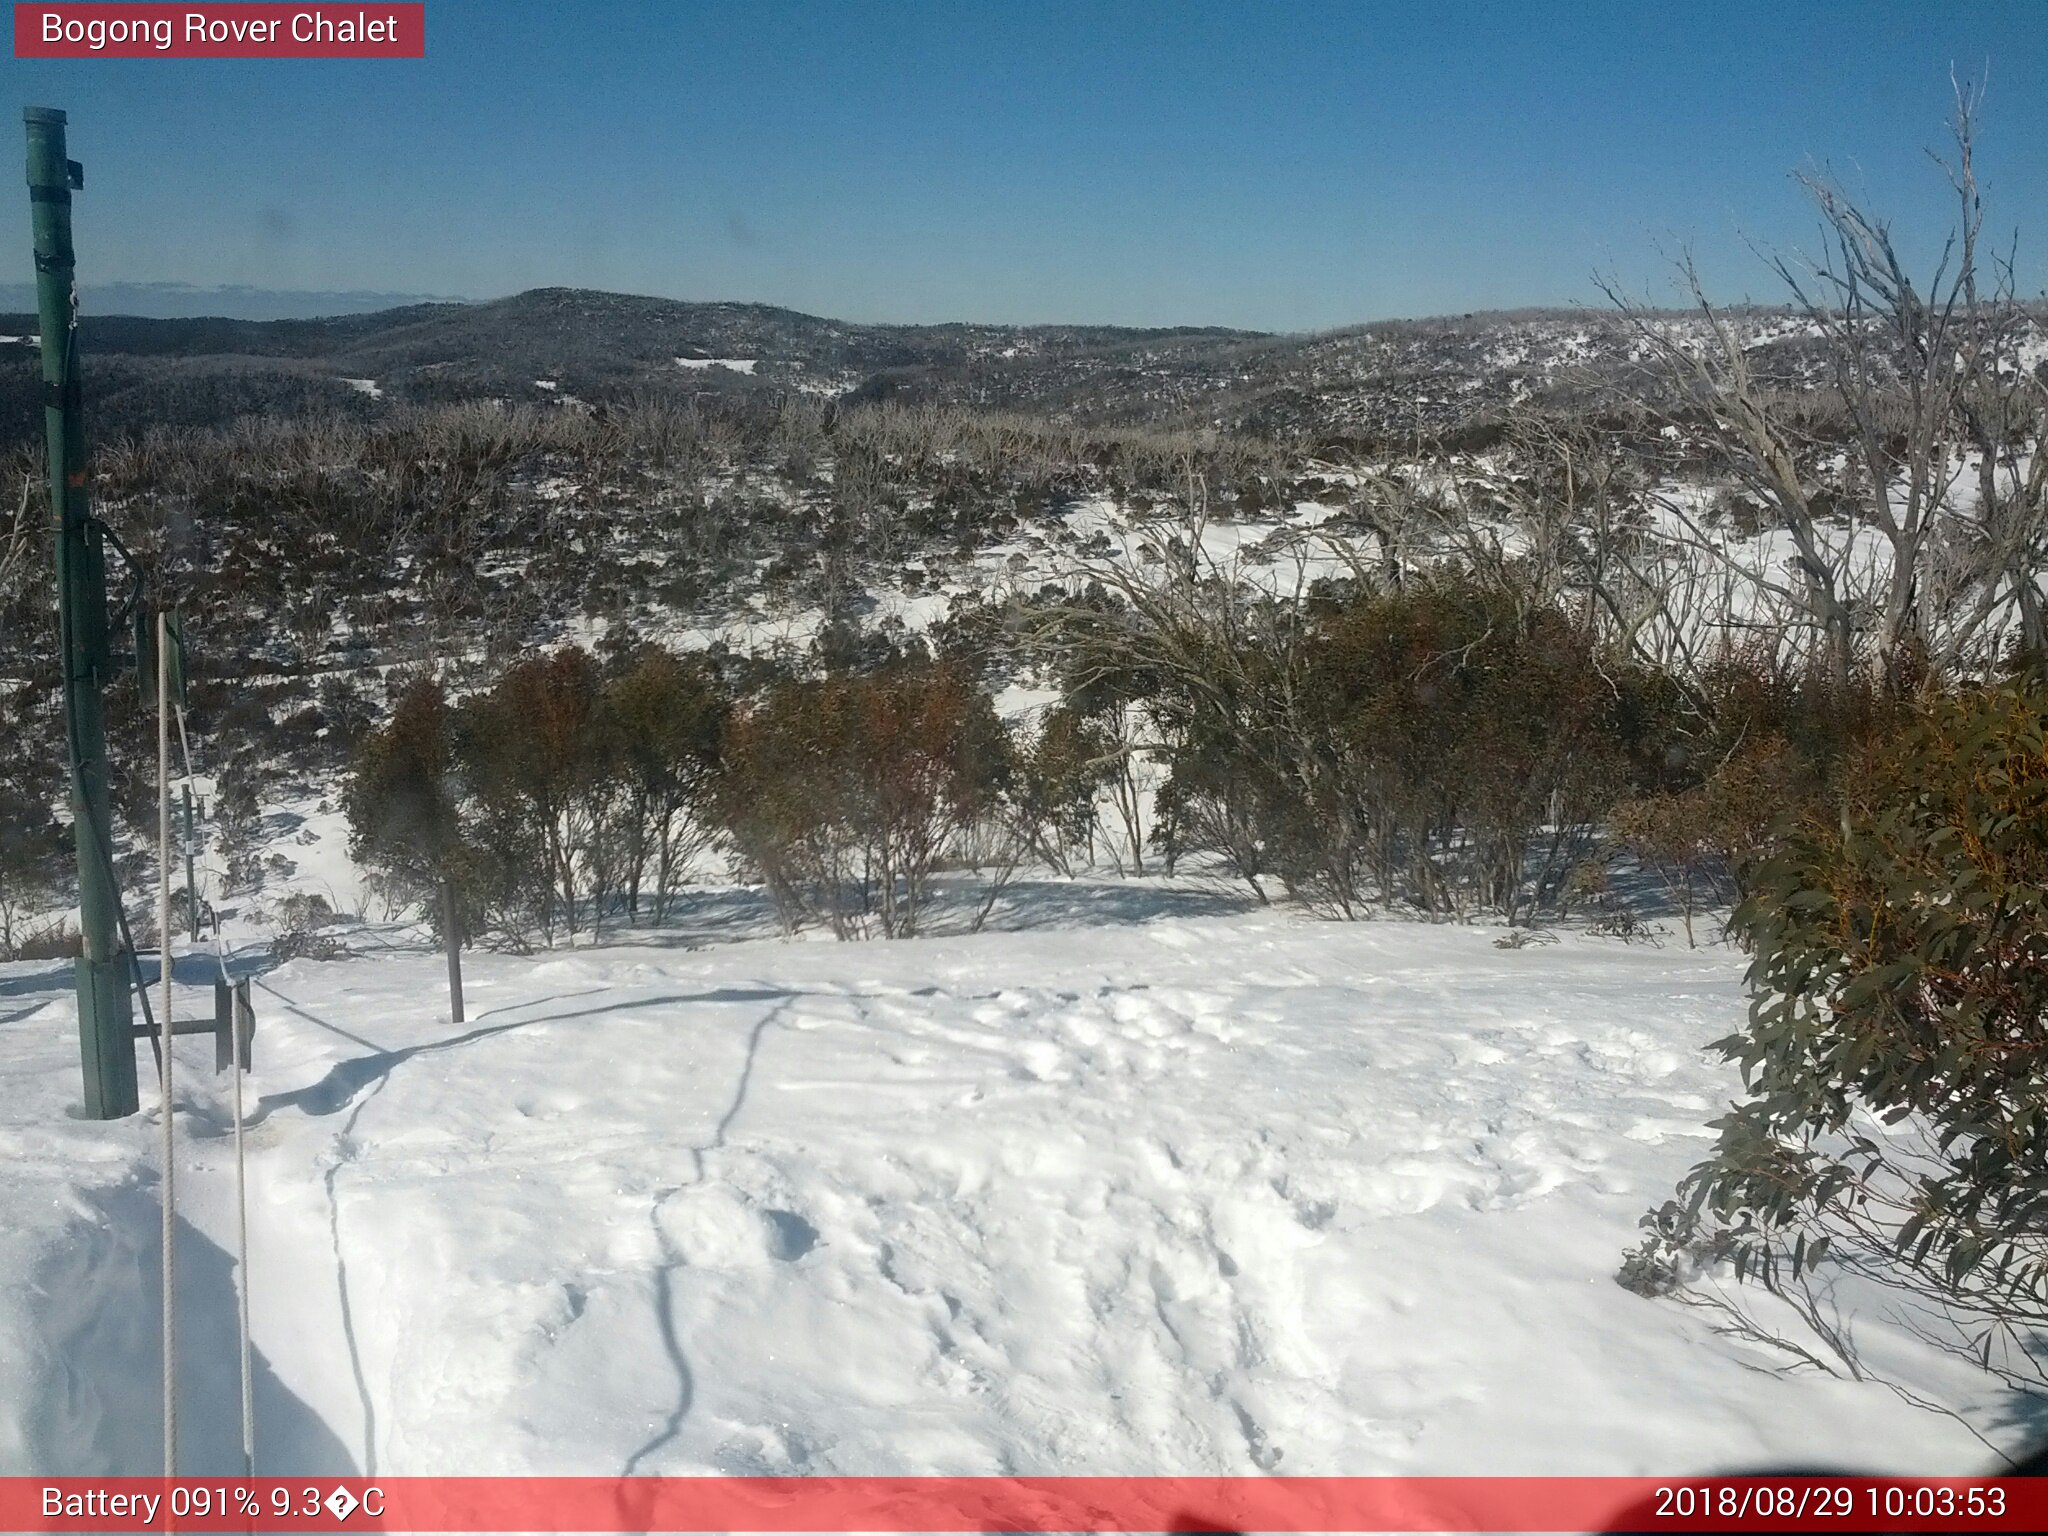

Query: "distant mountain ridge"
left=0, top=287, right=1276, bottom=446
left=0, top=280, right=468, bottom=321
left=2, top=286, right=1259, bottom=367
left=0, top=284, right=1841, bottom=449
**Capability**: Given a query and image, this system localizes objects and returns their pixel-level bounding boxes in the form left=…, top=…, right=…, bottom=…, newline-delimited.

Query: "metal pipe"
left=27, top=106, right=137, bottom=1119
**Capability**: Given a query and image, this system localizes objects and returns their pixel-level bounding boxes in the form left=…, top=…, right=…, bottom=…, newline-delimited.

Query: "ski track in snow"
left=0, top=904, right=2027, bottom=1478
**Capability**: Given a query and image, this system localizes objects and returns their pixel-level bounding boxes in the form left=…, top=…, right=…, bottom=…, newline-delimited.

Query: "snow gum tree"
left=1605, top=88, right=2048, bottom=688
left=455, top=647, right=609, bottom=943
left=343, top=676, right=484, bottom=1009
left=715, top=661, right=1015, bottom=938
left=601, top=645, right=726, bottom=922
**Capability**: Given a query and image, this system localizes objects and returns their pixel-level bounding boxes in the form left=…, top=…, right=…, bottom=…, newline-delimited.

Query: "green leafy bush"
left=1642, top=679, right=2048, bottom=1382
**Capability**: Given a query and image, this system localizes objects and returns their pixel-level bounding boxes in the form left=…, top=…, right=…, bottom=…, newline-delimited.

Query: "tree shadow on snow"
left=243, top=986, right=813, bottom=1126
left=0, top=961, right=76, bottom=1002
left=947, top=876, right=1259, bottom=933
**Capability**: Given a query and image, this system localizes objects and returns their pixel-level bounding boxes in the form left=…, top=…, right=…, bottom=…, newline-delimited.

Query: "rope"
left=232, top=1003, right=252, bottom=1476
left=155, top=610, right=175, bottom=1478
left=171, top=691, right=254, bottom=1476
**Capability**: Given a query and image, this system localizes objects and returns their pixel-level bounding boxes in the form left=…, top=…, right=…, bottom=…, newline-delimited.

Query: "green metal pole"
left=27, top=107, right=137, bottom=1119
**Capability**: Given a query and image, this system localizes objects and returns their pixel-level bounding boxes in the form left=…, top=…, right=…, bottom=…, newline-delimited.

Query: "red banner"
left=1, top=1476, right=2044, bottom=1533
left=14, top=5, right=424, bottom=58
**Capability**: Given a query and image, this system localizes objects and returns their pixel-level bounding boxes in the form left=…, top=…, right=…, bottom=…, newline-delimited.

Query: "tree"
left=1011, top=705, right=1114, bottom=877
left=601, top=645, right=725, bottom=922
left=716, top=662, right=1014, bottom=938
left=1602, top=87, right=2047, bottom=688
left=456, top=646, right=609, bottom=943
left=343, top=676, right=470, bottom=1017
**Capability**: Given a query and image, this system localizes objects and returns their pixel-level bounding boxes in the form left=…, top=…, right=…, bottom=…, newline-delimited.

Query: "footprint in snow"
left=763, top=1208, right=819, bottom=1261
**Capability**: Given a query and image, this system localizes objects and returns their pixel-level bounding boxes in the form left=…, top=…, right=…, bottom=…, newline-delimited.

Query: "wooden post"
left=441, top=878, right=465, bottom=1024
left=183, top=784, right=198, bottom=942
left=213, top=978, right=231, bottom=1073
left=232, top=978, right=252, bottom=1072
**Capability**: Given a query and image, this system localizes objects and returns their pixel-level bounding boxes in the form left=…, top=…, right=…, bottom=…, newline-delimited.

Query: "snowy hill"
left=0, top=289, right=1262, bottom=449
left=0, top=286, right=1909, bottom=451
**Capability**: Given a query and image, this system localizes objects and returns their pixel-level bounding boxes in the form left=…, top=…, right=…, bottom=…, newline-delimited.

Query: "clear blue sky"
left=5, top=0, right=2048, bottom=330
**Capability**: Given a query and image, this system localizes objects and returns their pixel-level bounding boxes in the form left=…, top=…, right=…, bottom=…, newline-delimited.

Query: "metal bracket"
left=129, top=975, right=253, bottom=1073
left=93, top=517, right=152, bottom=676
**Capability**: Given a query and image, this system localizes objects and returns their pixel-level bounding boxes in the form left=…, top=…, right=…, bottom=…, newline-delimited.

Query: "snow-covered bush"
left=270, top=891, right=344, bottom=961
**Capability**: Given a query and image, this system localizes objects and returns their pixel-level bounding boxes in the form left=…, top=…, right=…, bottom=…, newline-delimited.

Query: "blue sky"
left=5, top=0, right=2048, bottom=330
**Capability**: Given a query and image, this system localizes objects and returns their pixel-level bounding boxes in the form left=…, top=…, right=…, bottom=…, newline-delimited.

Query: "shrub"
left=716, top=661, right=1014, bottom=938
left=0, top=787, right=65, bottom=959
left=1153, top=572, right=1673, bottom=919
left=271, top=891, right=344, bottom=961
left=1011, top=705, right=1114, bottom=877
left=8, top=921, right=79, bottom=961
left=213, top=777, right=267, bottom=895
left=1643, top=680, right=2048, bottom=1386
left=1610, top=789, right=1727, bottom=947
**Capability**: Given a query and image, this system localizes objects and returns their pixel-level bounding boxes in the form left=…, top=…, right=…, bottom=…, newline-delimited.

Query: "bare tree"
left=1601, top=84, right=2047, bottom=685
left=0, top=471, right=37, bottom=606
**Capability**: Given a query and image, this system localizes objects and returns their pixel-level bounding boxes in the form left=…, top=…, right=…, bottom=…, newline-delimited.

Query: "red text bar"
left=14, top=5, right=424, bottom=58
left=2, top=1476, right=2044, bottom=1533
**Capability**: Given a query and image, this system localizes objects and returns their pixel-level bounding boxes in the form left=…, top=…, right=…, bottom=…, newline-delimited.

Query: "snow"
left=265, top=797, right=373, bottom=919
left=675, top=358, right=759, bottom=375
left=1, top=893, right=2023, bottom=1480
left=3, top=457, right=2036, bottom=1483
left=341, top=378, right=383, bottom=399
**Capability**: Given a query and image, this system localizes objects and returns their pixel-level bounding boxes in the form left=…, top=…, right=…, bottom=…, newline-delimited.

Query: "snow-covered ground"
left=1, top=887, right=2025, bottom=1483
